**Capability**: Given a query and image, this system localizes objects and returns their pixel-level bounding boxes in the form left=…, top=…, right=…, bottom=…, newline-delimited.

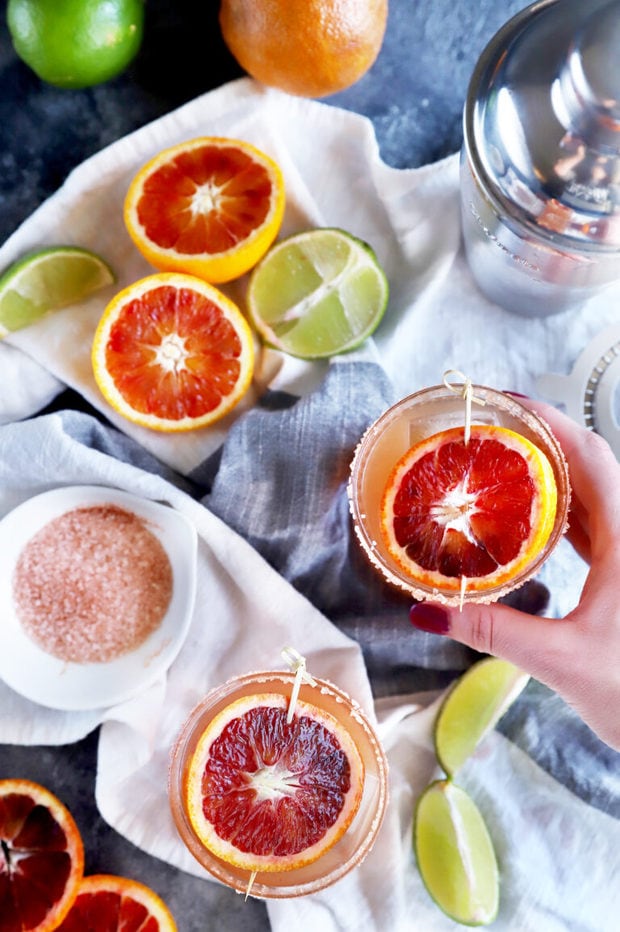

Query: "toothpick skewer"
left=442, top=369, right=487, bottom=606
left=242, top=649, right=317, bottom=901
left=442, top=369, right=486, bottom=446
left=245, top=871, right=257, bottom=900
left=281, top=646, right=317, bottom=723
left=459, top=575, right=468, bottom=611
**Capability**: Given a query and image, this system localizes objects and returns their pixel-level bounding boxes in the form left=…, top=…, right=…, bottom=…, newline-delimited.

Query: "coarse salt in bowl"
left=0, top=485, right=197, bottom=710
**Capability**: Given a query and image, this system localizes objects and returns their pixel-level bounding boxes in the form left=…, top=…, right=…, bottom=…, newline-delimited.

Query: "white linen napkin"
left=1, top=78, right=619, bottom=931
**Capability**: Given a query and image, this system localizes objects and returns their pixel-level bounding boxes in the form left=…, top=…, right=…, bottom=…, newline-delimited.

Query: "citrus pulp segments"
left=0, top=246, right=115, bottom=337
left=247, top=227, right=389, bottom=358
left=414, top=780, right=499, bottom=927
left=123, top=136, right=286, bottom=283
left=0, top=778, right=85, bottom=931
left=185, top=692, right=365, bottom=873
left=91, top=272, right=255, bottom=432
left=381, top=424, right=558, bottom=593
left=434, top=658, right=530, bottom=777
left=56, top=874, right=177, bottom=930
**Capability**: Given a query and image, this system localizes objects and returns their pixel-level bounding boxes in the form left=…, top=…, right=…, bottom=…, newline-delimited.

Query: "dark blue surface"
left=0, top=1, right=532, bottom=929
left=0, top=0, right=531, bottom=243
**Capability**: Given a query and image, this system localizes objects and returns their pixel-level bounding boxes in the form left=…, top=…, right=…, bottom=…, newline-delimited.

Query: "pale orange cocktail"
left=348, top=382, right=570, bottom=605
left=168, top=669, right=388, bottom=898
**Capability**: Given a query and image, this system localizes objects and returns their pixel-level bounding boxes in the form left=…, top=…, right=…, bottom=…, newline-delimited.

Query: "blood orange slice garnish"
left=124, top=136, right=286, bottom=284
left=184, top=693, right=365, bottom=873
left=381, top=424, right=558, bottom=593
left=56, top=874, right=176, bottom=931
left=91, top=272, right=255, bottom=432
left=0, top=778, right=84, bottom=932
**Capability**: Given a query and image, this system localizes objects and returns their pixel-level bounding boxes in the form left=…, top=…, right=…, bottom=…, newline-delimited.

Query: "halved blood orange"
left=56, top=874, right=176, bottom=931
left=91, top=272, right=255, bottom=432
left=123, top=137, right=286, bottom=284
left=381, top=424, right=558, bottom=593
left=184, top=693, right=365, bottom=873
left=0, top=778, right=84, bottom=932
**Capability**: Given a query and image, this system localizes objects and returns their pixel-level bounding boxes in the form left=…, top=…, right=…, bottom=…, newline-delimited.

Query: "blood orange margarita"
left=168, top=671, right=388, bottom=898
left=348, top=383, right=570, bottom=605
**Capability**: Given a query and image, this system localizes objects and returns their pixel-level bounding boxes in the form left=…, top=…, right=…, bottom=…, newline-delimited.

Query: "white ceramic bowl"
left=0, top=485, right=197, bottom=710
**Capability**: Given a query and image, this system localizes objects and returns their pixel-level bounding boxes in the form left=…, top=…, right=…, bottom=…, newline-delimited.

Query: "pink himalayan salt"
left=12, top=504, right=173, bottom=664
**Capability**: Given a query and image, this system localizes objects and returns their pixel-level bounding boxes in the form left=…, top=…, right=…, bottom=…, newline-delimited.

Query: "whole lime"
left=7, top=0, right=145, bottom=89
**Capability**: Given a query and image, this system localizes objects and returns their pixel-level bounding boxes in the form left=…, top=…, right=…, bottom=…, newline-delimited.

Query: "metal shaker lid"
left=464, top=0, right=620, bottom=249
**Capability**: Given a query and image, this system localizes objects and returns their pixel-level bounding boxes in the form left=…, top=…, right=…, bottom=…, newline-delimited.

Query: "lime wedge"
left=414, top=779, right=499, bottom=926
left=246, top=227, right=389, bottom=359
left=435, top=658, right=530, bottom=778
left=0, top=246, right=115, bottom=336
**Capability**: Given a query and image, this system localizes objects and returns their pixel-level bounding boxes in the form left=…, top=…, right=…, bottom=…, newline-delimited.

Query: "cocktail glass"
left=348, top=383, right=570, bottom=605
left=168, top=670, right=389, bottom=899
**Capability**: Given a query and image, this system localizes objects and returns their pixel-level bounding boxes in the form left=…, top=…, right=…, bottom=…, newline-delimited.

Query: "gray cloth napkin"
left=204, top=357, right=620, bottom=820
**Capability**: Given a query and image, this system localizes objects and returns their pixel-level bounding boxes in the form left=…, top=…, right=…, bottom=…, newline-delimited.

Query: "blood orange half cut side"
left=185, top=693, right=365, bottom=873
left=0, top=778, right=84, bottom=932
left=91, top=272, right=255, bottom=432
left=56, top=874, right=177, bottom=931
left=381, top=424, right=558, bottom=593
left=124, top=136, right=286, bottom=284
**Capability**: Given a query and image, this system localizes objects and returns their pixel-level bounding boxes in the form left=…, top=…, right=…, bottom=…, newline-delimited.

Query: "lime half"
left=435, top=658, right=530, bottom=778
left=0, top=246, right=115, bottom=337
left=414, top=779, right=499, bottom=926
left=247, top=227, right=389, bottom=359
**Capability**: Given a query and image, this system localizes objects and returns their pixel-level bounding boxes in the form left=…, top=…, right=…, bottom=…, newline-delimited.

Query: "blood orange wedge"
left=91, top=272, right=255, bottom=432
left=56, top=874, right=176, bottom=931
left=0, top=778, right=84, bottom=932
left=184, top=693, right=365, bottom=873
left=123, top=137, right=286, bottom=284
left=381, top=424, right=558, bottom=593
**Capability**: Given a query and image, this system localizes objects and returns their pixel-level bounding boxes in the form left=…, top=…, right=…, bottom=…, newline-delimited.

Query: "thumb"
left=409, top=600, right=620, bottom=750
left=409, top=600, right=573, bottom=691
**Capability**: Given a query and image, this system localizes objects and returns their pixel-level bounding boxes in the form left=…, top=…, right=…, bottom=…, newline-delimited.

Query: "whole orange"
left=219, top=0, right=389, bottom=98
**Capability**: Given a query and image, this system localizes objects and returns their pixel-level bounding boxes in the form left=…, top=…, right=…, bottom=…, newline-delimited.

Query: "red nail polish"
left=409, top=603, right=451, bottom=635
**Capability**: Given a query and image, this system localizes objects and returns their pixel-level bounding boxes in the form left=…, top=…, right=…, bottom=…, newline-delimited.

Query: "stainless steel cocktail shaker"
left=461, top=0, right=620, bottom=317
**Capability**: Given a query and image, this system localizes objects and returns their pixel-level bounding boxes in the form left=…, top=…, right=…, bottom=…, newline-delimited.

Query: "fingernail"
left=503, top=390, right=529, bottom=398
left=409, top=603, right=451, bottom=635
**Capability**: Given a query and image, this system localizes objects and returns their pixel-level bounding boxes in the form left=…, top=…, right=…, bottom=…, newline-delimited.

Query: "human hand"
left=409, top=397, right=620, bottom=751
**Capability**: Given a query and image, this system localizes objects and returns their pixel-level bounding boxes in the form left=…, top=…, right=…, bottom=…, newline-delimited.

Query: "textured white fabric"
left=4, top=79, right=619, bottom=475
